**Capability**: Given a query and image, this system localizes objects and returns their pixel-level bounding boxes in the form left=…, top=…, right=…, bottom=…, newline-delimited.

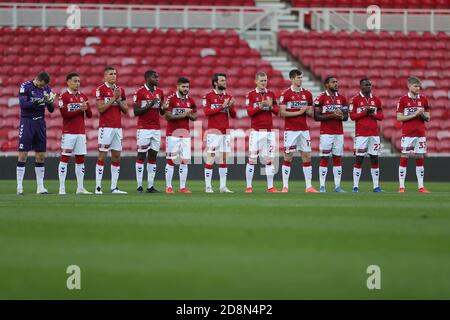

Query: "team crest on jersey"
left=302, top=95, right=306, bottom=99
left=58, top=100, right=64, bottom=108
left=96, top=90, right=100, bottom=98
left=418, top=101, right=422, bottom=106
left=133, top=95, right=137, bottom=102
left=202, top=98, right=207, bottom=107
left=20, top=86, right=25, bottom=93
left=68, top=103, right=81, bottom=112
left=245, top=98, right=250, bottom=106
left=187, top=102, right=191, bottom=108
left=371, top=101, right=375, bottom=105
left=279, top=96, right=284, bottom=103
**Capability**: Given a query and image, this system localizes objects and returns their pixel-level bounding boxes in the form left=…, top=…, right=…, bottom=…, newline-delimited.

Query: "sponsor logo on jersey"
left=287, top=101, right=307, bottom=110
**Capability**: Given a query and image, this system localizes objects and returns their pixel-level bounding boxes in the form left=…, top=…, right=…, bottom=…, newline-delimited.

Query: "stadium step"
left=262, top=54, right=322, bottom=97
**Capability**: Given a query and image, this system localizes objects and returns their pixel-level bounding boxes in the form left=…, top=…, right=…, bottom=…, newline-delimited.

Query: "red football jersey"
left=166, top=92, right=197, bottom=136
left=349, top=92, right=384, bottom=137
left=202, top=89, right=236, bottom=134
left=246, top=88, right=279, bottom=130
left=279, top=86, right=313, bottom=131
left=396, top=93, right=431, bottom=137
left=133, top=84, right=164, bottom=130
left=58, top=89, right=92, bottom=134
left=314, top=91, right=348, bottom=135
left=95, top=82, right=126, bottom=128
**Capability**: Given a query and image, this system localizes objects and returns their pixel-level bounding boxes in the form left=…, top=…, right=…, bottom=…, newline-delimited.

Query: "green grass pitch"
left=0, top=179, right=449, bottom=299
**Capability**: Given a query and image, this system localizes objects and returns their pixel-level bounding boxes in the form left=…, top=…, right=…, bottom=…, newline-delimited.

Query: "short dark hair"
left=212, top=73, right=226, bottom=88
left=104, top=66, right=115, bottom=74
left=178, top=77, right=190, bottom=85
left=66, top=72, right=80, bottom=81
left=144, top=70, right=157, bottom=81
left=289, top=69, right=303, bottom=79
left=407, top=76, right=421, bottom=85
left=360, top=78, right=370, bottom=85
left=36, top=71, right=50, bottom=84
left=324, top=76, right=336, bottom=85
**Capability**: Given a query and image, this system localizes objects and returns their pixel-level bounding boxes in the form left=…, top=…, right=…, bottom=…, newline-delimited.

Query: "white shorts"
left=319, top=134, right=344, bottom=156
left=137, top=129, right=161, bottom=153
left=98, top=127, right=123, bottom=152
left=249, top=130, right=276, bottom=158
left=61, top=134, right=87, bottom=156
left=354, top=136, right=381, bottom=156
left=284, top=130, right=311, bottom=153
left=166, top=136, right=191, bottom=160
left=206, top=134, right=231, bottom=153
left=401, top=136, right=427, bottom=154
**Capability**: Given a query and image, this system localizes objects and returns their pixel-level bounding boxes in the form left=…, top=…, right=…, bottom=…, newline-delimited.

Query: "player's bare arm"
left=314, top=107, right=340, bottom=121
left=420, top=111, right=430, bottom=122
left=279, top=105, right=303, bottom=118
left=164, top=109, right=188, bottom=121
left=133, top=99, right=155, bottom=116
left=340, top=106, right=349, bottom=121
left=397, top=110, right=422, bottom=122
left=117, top=98, right=128, bottom=114
left=97, top=97, right=117, bottom=114
left=186, top=109, right=197, bottom=121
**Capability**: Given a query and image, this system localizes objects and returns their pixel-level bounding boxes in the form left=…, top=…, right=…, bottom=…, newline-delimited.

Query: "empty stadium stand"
left=278, top=30, right=450, bottom=153
left=0, top=26, right=297, bottom=154
left=0, top=0, right=256, bottom=6
left=291, top=0, right=450, bottom=9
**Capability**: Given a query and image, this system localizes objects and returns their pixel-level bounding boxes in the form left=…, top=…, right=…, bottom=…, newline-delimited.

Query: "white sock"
left=58, top=161, right=68, bottom=189
left=75, top=163, right=85, bottom=189
left=319, top=166, right=328, bottom=188
left=416, top=166, right=424, bottom=189
left=265, top=164, right=275, bottom=189
left=111, top=163, right=120, bottom=190
left=165, top=163, right=174, bottom=188
left=245, top=163, right=254, bottom=188
left=399, top=166, right=407, bottom=188
left=219, top=166, right=227, bottom=189
left=282, top=164, right=291, bottom=188
left=147, top=162, right=156, bottom=189
left=95, top=162, right=104, bottom=189
left=303, top=164, right=312, bottom=188
left=353, top=166, right=362, bottom=188
left=16, top=163, right=25, bottom=189
left=204, top=166, right=213, bottom=189
left=135, top=161, right=144, bottom=188
left=35, top=164, right=45, bottom=190
left=179, top=164, right=188, bottom=189
left=371, top=166, right=380, bottom=189
left=333, top=166, right=342, bottom=188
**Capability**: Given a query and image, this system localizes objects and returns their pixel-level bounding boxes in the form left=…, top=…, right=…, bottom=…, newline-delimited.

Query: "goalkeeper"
left=16, top=71, right=56, bottom=195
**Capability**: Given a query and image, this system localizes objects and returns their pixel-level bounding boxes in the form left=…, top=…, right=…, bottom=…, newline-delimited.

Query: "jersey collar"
left=408, top=92, right=420, bottom=99
left=325, top=89, right=337, bottom=97
left=291, top=86, right=303, bottom=93
left=360, top=91, right=373, bottom=98
left=67, top=88, right=79, bottom=95
left=176, top=91, right=188, bottom=99
left=145, top=84, right=156, bottom=92
left=255, top=87, right=267, bottom=94
left=213, top=89, right=226, bottom=95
